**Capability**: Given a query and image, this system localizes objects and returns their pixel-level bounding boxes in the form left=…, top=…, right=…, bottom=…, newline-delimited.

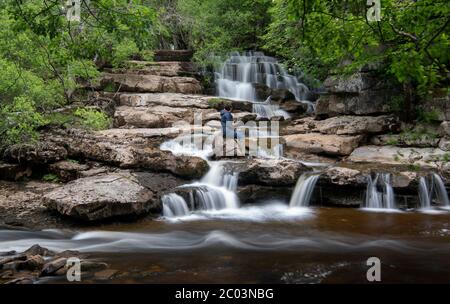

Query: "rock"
left=270, top=88, right=296, bottom=102
left=17, top=255, right=45, bottom=271
left=99, top=73, right=202, bottom=94
left=0, top=254, right=27, bottom=268
left=94, top=269, right=118, bottom=280
left=4, top=277, right=34, bottom=284
left=48, top=161, right=90, bottom=182
left=117, top=93, right=211, bottom=109
left=43, top=172, right=157, bottom=221
left=81, top=261, right=108, bottom=272
left=236, top=159, right=310, bottom=186
left=154, top=50, right=193, bottom=62
left=322, top=167, right=366, bottom=186
left=3, top=143, right=67, bottom=165
left=213, top=137, right=246, bottom=158
left=279, top=100, right=309, bottom=114
left=420, top=90, right=450, bottom=121
left=315, top=93, right=393, bottom=117
left=283, top=133, right=363, bottom=156
left=114, top=105, right=205, bottom=128
left=371, top=134, right=440, bottom=148
left=55, top=250, right=81, bottom=258
left=41, top=257, right=67, bottom=276
left=206, top=97, right=253, bottom=112
left=0, top=162, right=32, bottom=181
left=348, top=145, right=449, bottom=167
left=439, top=138, right=450, bottom=151
left=96, top=127, right=181, bottom=140
left=24, top=245, right=54, bottom=257
left=0, top=251, right=16, bottom=257
left=439, top=121, right=450, bottom=136
left=116, top=61, right=197, bottom=77
left=323, top=73, right=383, bottom=93
left=284, top=115, right=399, bottom=136
left=46, top=130, right=209, bottom=179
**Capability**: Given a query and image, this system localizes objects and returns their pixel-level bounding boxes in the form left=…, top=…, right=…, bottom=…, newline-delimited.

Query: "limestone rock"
left=283, top=133, right=363, bottom=156
left=43, top=172, right=157, bottom=221
left=0, top=162, right=32, bottom=181
left=3, top=143, right=67, bottom=165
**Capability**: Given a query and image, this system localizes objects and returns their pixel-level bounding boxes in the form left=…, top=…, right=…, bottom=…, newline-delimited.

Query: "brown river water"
left=1, top=204, right=450, bottom=283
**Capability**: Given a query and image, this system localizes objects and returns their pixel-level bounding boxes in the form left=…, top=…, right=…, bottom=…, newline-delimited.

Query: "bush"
left=73, top=108, right=111, bottom=131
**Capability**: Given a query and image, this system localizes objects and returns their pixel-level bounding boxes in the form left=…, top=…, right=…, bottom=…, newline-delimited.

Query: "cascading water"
left=252, top=97, right=291, bottom=119
left=215, top=52, right=314, bottom=113
left=162, top=193, right=190, bottom=217
left=418, top=174, right=450, bottom=209
left=289, top=173, right=320, bottom=207
left=432, top=173, right=450, bottom=207
left=163, top=162, right=240, bottom=218
left=364, top=173, right=396, bottom=209
left=418, top=177, right=431, bottom=209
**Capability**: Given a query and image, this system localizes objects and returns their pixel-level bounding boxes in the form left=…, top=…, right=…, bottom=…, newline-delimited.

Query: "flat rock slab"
left=283, top=133, right=363, bottom=156
left=100, top=73, right=202, bottom=94
left=117, top=93, right=211, bottom=108
left=43, top=172, right=156, bottom=221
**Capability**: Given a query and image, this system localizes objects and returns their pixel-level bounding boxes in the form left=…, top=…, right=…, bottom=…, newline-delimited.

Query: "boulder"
left=439, top=139, right=450, bottom=151
left=3, top=143, right=67, bottom=165
left=235, top=159, right=310, bottom=186
left=43, top=172, right=157, bottom=221
left=24, top=245, right=54, bottom=257
left=283, top=133, right=363, bottom=156
left=321, top=167, right=366, bottom=186
left=0, top=162, right=32, bottom=181
left=40, top=257, right=67, bottom=276
left=99, top=73, right=202, bottom=94
left=48, top=161, right=90, bottom=182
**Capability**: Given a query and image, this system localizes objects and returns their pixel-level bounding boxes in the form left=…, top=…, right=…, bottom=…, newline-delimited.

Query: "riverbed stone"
left=48, top=161, right=90, bottom=182
left=0, top=162, right=32, bottom=181
left=439, top=121, right=450, bottom=136
left=3, top=142, right=67, bottom=165
left=43, top=172, right=158, bottom=221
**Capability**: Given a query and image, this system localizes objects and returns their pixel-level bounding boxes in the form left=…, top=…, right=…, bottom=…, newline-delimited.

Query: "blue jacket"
left=220, top=110, right=233, bottom=136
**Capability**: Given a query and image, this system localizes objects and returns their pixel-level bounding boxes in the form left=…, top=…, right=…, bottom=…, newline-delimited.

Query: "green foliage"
left=73, top=108, right=111, bottom=131
left=42, top=173, right=60, bottom=183
left=417, top=110, right=440, bottom=123
left=207, top=98, right=232, bottom=110
left=0, top=0, right=159, bottom=148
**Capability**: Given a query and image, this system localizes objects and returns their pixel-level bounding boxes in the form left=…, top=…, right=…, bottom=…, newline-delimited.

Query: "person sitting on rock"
left=220, top=105, right=242, bottom=139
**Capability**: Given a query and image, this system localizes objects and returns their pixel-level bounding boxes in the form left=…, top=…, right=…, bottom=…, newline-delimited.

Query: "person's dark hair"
left=224, top=105, right=231, bottom=111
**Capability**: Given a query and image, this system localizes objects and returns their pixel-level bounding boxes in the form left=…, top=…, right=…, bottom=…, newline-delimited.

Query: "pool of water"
left=2, top=204, right=450, bottom=283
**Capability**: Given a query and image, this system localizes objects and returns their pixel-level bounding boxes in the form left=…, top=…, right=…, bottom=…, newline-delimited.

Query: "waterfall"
left=364, top=173, right=396, bottom=209
left=432, top=173, right=450, bottom=207
left=163, top=162, right=240, bottom=217
left=289, top=173, right=320, bottom=207
left=215, top=51, right=310, bottom=103
left=252, top=97, right=291, bottom=119
left=418, top=177, right=431, bottom=209
left=162, top=193, right=190, bottom=217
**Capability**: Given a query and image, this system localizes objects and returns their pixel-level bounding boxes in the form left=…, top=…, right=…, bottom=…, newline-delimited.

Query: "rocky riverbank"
left=1, top=50, right=449, bottom=230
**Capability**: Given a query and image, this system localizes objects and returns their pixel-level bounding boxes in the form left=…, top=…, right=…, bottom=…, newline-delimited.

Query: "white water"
left=289, top=173, right=320, bottom=207
left=163, top=162, right=240, bottom=218
left=252, top=97, right=291, bottom=119
left=364, top=173, right=396, bottom=209
left=418, top=177, right=431, bottom=209
left=215, top=52, right=309, bottom=102
left=432, top=173, right=450, bottom=207
left=160, top=133, right=215, bottom=160
left=162, top=193, right=190, bottom=217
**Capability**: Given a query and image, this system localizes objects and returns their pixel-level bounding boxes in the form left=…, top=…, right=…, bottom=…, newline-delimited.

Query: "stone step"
left=154, top=50, right=193, bottom=62
left=98, top=73, right=203, bottom=94
left=104, top=61, right=198, bottom=77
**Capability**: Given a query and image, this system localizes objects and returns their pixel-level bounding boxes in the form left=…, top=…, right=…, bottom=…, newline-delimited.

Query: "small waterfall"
left=289, top=173, right=320, bottom=207
left=418, top=177, right=431, bottom=209
left=364, top=173, right=396, bottom=209
left=160, top=133, right=215, bottom=160
left=252, top=97, right=291, bottom=119
left=162, top=193, right=190, bottom=217
left=432, top=173, right=450, bottom=207
left=163, top=162, right=240, bottom=217
left=215, top=51, right=309, bottom=102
